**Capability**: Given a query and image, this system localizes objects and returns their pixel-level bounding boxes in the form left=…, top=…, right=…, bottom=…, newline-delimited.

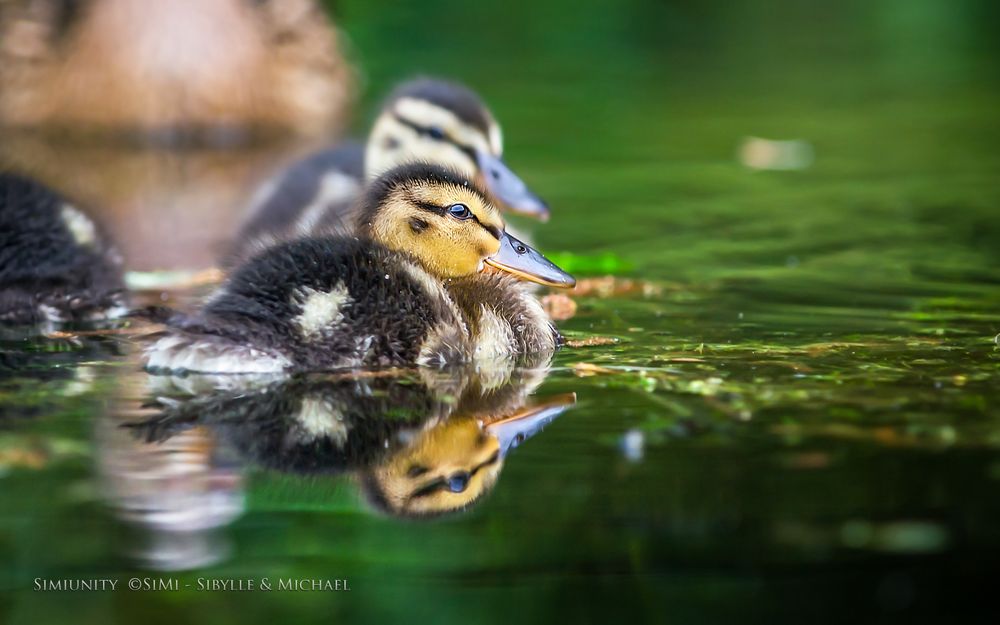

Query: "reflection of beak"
left=483, top=393, right=576, bottom=457
left=477, top=150, right=549, bottom=221
left=484, top=232, right=576, bottom=288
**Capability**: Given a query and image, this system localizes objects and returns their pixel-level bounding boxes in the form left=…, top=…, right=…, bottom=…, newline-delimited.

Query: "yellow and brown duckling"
left=146, top=164, right=574, bottom=374
left=231, top=77, right=547, bottom=261
left=0, top=172, right=127, bottom=325
left=0, top=0, right=353, bottom=140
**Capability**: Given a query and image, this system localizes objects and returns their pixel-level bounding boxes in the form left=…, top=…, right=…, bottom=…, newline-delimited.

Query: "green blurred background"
left=2, top=1, right=999, bottom=624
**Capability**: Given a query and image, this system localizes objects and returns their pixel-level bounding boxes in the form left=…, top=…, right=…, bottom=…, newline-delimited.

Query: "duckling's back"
left=228, top=142, right=366, bottom=265
left=147, top=237, right=470, bottom=374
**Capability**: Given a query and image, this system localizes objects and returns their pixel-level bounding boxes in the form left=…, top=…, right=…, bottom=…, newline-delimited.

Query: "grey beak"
left=477, top=151, right=550, bottom=221
left=484, top=232, right=576, bottom=288
left=484, top=393, right=576, bottom=457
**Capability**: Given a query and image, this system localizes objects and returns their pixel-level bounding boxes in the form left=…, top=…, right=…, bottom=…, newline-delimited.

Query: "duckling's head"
left=365, top=78, right=549, bottom=220
left=359, top=392, right=575, bottom=519
left=361, top=417, right=503, bottom=518
left=356, top=164, right=575, bottom=287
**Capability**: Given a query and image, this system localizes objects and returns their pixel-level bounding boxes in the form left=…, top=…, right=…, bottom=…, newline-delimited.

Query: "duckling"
left=0, top=0, right=353, bottom=140
left=0, top=172, right=127, bottom=325
left=231, top=77, right=547, bottom=261
left=145, top=164, right=574, bottom=374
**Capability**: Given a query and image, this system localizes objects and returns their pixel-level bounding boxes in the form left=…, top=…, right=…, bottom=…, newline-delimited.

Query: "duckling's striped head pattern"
left=357, top=163, right=504, bottom=279
left=363, top=417, right=503, bottom=517
left=365, top=78, right=502, bottom=182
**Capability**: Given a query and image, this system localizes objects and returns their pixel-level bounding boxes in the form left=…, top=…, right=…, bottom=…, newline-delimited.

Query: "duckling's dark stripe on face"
left=407, top=450, right=501, bottom=500
left=480, top=222, right=502, bottom=241
left=385, top=78, right=494, bottom=136
left=391, top=113, right=480, bottom=163
left=412, top=200, right=446, bottom=216
left=356, top=163, right=493, bottom=233
left=408, top=217, right=429, bottom=233
left=410, top=199, right=501, bottom=241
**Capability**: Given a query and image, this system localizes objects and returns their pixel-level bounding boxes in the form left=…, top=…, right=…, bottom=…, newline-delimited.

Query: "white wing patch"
left=293, top=396, right=350, bottom=446
left=60, top=203, right=97, bottom=247
left=293, top=283, right=352, bottom=338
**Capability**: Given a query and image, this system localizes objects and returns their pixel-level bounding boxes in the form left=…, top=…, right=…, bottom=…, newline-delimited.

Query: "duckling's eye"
left=447, top=472, right=470, bottom=493
left=447, top=204, right=472, bottom=220
left=427, top=126, right=446, bottom=140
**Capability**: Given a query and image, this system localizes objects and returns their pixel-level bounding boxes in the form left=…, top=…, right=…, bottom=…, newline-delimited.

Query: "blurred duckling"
left=0, top=0, right=353, bottom=140
left=146, top=164, right=573, bottom=374
left=231, top=77, right=547, bottom=260
left=0, top=172, right=127, bottom=325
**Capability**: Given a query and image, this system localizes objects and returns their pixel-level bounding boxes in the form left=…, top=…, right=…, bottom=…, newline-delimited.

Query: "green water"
left=2, top=0, right=1000, bottom=623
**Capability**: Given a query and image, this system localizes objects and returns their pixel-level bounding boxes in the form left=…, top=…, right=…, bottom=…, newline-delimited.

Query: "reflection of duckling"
left=146, top=164, right=573, bottom=374
left=231, top=78, right=547, bottom=261
left=0, top=173, right=127, bottom=325
left=133, top=362, right=573, bottom=520
left=362, top=394, right=572, bottom=518
left=0, top=0, right=353, bottom=139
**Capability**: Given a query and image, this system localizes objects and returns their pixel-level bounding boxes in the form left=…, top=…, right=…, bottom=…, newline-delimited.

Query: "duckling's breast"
left=445, top=274, right=559, bottom=364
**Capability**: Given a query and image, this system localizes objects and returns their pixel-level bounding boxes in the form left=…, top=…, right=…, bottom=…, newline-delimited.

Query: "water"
left=2, top=0, right=1000, bottom=623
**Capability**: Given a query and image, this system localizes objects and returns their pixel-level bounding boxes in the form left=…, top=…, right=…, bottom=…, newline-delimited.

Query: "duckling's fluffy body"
left=230, top=141, right=364, bottom=264
left=0, top=173, right=126, bottom=325
left=147, top=237, right=557, bottom=374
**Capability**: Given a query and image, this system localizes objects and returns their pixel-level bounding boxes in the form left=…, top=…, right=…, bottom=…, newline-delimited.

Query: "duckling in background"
left=146, top=164, right=574, bottom=374
left=0, top=173, right=127, bottom=325
left=0, top=0, right=353, bottom=140
left=231, top=77, right=547, bottom=261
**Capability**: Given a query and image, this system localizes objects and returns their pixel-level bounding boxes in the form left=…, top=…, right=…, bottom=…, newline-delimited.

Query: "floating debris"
left=739, top=136, right=814, bottom=171
left=565, top=336, right=619, bottom=348
left=572, top=362, right=617, bottom=377
left=541, top=293, right=578, bottom=320
left=544, top=252, right=633, bottom=275
left=840, top=520, right=949, bottom=554
left=620, top=429, right=645, bottom=462
left=572, top=276, right=663, bottom=298
left=126, top=268, right=225, bottom=291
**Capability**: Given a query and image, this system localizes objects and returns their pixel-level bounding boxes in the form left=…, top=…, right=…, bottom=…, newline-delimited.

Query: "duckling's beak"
left=484, top=232, right=576, bottom=288
left=483, top=393, right=576, bottom=457
left=477, top=151, right=550, bottom=221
